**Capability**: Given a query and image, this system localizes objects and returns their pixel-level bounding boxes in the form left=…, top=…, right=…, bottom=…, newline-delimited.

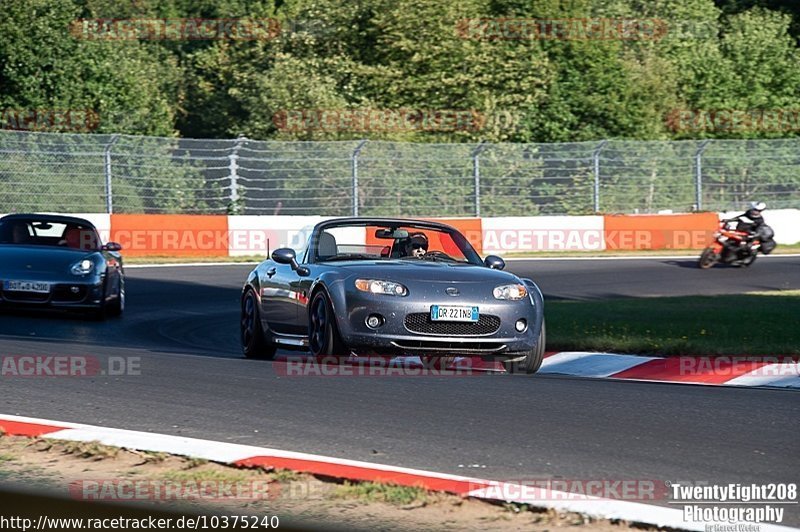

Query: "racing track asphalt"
left=1, top=257, right=798, bottom=523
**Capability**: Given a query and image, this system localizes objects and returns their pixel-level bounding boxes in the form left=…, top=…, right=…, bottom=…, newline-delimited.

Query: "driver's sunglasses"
left=412, top=243, right=427, bottom=250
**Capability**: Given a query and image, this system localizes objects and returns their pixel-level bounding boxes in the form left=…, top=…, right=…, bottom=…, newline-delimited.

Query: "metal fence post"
left=352, top=140, right=368, bottom=216
left=103, top=135, right=120, bottom=214
left=592, top=140, right=608, bottom=213
left=472, top=141, right=489, bottom=217
left=695, top=140, right=711, bottom=211
left=228, top=135, right=246, bottom=214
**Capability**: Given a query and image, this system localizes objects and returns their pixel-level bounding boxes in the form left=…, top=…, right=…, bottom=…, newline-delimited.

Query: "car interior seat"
left=63, top=226, right=98, bottom=250
left=317, top=231, right=338, bottom=260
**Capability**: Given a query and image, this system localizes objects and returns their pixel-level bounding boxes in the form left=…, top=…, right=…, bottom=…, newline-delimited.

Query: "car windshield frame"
left=307, top=219, right=483, bottom=266
left=0, top=217, right=102, bottom=250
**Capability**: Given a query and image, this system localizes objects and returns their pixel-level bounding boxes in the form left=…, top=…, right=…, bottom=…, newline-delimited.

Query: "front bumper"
left=0, top=280, right=104, bottom=309
left=335, top=292, right=542, bottom=356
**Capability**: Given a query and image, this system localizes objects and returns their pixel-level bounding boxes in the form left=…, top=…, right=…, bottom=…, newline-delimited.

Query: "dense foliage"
left=1, top=0, right=798, bottom=142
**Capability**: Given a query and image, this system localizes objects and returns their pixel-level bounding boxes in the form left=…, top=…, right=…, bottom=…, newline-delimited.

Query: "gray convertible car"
left=241, top=218, right=545, bottom=373
left=0, top=214, right=124, bottom=318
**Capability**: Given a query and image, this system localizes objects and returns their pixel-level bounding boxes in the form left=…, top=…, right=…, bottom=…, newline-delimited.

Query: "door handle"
left=266, top=267, right=276, bottom=278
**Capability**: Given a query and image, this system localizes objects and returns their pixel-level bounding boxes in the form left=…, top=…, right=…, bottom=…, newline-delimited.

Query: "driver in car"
left=404, top=232, right=429, bottom=258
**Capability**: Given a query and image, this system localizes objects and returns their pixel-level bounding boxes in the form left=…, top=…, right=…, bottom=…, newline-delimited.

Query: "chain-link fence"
left=0, top=130, right=797, bottom=216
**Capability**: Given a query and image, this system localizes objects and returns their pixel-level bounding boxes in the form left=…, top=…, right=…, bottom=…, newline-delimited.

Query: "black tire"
left=308, top=290, right=347, bottom=357
left=503, top=320, right=546, bottom=374
left=106, top=279, right=124, bottom=318
left=241, top=289, right=277, bottom=360
left=698, top=247, right=718, bottom=269
left=421, top=356, right=456, bottom=370
left=740, top=253, right=757, bottom=268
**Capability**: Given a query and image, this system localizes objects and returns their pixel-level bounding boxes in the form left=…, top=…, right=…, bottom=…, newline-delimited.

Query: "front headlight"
left=355, top=279, right=408, bottom=296
left=70, top=259, right=94, bottom=275
left=493, top=283, right=528, bottom=300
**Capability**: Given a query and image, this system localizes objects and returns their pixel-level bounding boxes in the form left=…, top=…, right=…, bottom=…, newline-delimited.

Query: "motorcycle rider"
left=724, top=201, right=766, bottom=238
left=719, top=201, right=767, bottom=256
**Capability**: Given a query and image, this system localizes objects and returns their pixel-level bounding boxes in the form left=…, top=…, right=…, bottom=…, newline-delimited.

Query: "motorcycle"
left=698, top=221, right=776, bottom=269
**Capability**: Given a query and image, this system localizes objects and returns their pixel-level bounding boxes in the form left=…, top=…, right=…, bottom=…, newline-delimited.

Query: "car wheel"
left=421, top=356, right=455, bottom=370
left=308, top=290, right=346, bottom=357
left=241, top=289, right=277, bottom=360
left=106, top=281, right=124, bottom=318
left=503, top=320, right=546, bottom=374
left=698, top=247, right=718, bottom=269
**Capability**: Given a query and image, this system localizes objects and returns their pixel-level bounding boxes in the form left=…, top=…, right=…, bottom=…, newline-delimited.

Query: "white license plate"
left=430, top=305, right=479, bottom=322
left=3, top=280, right=50, bottom=293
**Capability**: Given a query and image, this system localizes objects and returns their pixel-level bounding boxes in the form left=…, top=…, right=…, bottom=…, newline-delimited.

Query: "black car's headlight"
left=493, top=283, right=528, bottom=300
left=355, top=279, right=408, bottom=296
left=70, top=259, right=95, bottom=276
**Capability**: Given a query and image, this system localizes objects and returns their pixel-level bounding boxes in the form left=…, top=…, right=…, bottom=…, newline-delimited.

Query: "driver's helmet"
left=747, top=201, right=766, bottom=219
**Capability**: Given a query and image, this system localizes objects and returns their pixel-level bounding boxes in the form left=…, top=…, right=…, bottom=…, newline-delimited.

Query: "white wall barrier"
left=718, top=209, right=800, bottom=245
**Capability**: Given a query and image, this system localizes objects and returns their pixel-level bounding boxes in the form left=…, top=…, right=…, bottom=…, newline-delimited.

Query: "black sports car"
left=241, top=218, right=545, bottom=373
left=0, top=214, right=124, bottom=318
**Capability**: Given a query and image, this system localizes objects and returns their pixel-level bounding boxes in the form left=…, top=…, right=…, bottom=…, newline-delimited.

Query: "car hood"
left=327, top=260, right=523, bottom=283
left=0, top=245, right=97, bottom=274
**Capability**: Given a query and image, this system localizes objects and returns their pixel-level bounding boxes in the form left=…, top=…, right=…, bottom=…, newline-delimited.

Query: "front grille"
left=404, top=313, right=501, bottom=336
left=52, top=285, right=88, bottom=303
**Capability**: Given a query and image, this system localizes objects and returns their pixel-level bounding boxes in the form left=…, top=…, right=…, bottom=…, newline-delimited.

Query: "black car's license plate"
left=430, top=305, right=479, bottom=322
left=3, top=280, right=50, bottom=293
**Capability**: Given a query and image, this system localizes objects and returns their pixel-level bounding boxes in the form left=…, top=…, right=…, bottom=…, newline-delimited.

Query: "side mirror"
left=484, top=255, right=505, bottom=270
left=272, top=248, right=309, bottom=276
left=103, top=242, right=122, bottom=252
left=272, top=248, right=296, bottom=264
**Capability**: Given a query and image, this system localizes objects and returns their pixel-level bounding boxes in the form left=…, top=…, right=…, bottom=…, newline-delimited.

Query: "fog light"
left=70, top=286, right=80, bottom=294
left=366, top=314, right=384, bottom=329
left=515, top=319, right=527, bottom=332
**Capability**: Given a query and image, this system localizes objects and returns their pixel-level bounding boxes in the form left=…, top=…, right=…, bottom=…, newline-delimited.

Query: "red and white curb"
left=538, top=352, right=800, bottom=388
left=0, top=414, right=796, bottom=532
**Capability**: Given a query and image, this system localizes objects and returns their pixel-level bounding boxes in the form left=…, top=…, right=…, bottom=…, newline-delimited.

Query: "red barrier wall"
left=603, top=213, right=719, bottom=250
left=109, top=214, right=229, bottom=257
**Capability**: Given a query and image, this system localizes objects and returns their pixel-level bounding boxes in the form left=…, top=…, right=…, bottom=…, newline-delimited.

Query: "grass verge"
left=124, top=255, right=263, bottom=264
left=333, top=481, right=429, bottom=506
left=504, top=243, right=800, bottom=258
left=547, top=290, right=800, bottom=356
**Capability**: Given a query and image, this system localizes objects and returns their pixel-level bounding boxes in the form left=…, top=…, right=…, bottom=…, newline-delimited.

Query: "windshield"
left=0, top=219, right=101, bottom=250
left=311, top=222, right=482, bottom=265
